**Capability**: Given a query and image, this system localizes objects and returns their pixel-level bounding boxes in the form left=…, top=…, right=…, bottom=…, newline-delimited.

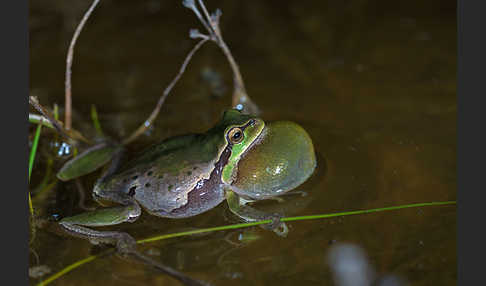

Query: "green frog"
left=58, top=109, right=316, bottom=252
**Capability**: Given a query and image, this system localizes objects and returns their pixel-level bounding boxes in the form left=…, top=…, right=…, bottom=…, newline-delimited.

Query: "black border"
left=458, top=1, right=485, bottom=285
left=3, top=0, right=29, bottom=284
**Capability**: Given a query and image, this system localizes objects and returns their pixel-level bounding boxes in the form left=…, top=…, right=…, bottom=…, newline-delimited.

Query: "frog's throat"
left=221, top=121, right=265, bottom=185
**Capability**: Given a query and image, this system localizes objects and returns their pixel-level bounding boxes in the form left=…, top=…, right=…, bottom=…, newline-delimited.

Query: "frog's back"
left=100, top=133, right=226, bottom=217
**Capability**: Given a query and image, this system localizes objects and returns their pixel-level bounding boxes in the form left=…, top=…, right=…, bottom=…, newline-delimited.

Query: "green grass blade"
left=39, top=200, right=455, bottom=285
left=29, top=124, right=43, bottom=216
left=29, top=124, right=43, bottom=181
left=281, top=201, right=457, bottom=222
left=90, top=104, right=104, bottom=136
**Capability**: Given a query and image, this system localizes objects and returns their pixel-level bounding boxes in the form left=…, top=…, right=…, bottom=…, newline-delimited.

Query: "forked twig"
left=122, top=38, right=209, bottom=145
left=184, top=0, right=259, bottom=115
left=123, top=0, right=260, bottom=144
left=65, top=0, right=101, bottom=130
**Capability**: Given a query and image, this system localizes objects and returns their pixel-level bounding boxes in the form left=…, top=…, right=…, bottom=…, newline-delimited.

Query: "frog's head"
left=219, top=110, right=316, bottom=199
left=216, top=109, right=265, bottom=183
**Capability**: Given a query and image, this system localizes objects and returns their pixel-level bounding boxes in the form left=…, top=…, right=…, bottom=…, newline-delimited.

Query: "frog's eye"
left=228, top=127, right=244, bottom=144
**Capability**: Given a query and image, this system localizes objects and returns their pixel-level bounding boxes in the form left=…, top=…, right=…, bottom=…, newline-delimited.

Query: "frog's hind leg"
left=59, top=202, right=141, bottom=255
left=225, top=190, right=288, bottom=237
left=59, top=204, right=210, bottom=286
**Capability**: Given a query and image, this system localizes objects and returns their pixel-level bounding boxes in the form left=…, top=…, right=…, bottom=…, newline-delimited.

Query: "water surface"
left=29, top=1, right=456, bottom=285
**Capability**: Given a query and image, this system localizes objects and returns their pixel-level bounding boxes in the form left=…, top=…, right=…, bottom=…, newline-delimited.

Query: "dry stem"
left=65, top=0, right=101, bottom=130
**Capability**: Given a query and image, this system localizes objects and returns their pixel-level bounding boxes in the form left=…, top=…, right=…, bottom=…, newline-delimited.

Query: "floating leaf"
left=57, top=143, right=120, bottom=181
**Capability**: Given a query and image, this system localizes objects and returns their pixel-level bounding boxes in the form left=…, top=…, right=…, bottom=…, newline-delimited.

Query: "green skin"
left=59, top=109, right=316, bottom=250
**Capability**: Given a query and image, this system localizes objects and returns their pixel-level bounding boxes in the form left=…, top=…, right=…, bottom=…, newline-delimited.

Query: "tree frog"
left=59, top=109, right=316, bottom=252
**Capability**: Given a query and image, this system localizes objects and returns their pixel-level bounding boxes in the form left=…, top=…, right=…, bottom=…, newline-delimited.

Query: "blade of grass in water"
left=29, top=123, right=43, bottom=216
left=90, top=104, right=104, bottom=136
left=38, top=200, right=455, bottom=285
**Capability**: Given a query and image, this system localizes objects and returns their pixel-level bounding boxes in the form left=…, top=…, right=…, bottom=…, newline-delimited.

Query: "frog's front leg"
left=225, top=190, right=288, bottom=237
left=59, top=201, right=141, bottom=254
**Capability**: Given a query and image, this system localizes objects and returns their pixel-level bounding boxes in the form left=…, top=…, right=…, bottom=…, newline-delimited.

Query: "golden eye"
left=228, top=127, right=244, bottom=144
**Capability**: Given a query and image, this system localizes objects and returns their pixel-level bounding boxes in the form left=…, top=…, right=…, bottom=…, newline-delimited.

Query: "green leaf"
left=57, top=143, right=120, bottom=181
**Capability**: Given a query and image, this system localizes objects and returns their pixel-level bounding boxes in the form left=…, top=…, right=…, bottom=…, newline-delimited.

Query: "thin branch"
left=65, top=0, right=101, bottom=130
left=183, top=0, right=212, bottom=35
left=122, top=38, right=209, bottom=145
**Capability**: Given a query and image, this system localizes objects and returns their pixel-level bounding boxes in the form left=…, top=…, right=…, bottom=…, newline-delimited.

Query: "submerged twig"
left=184, top=0, right=259, bottom=115
left=65, top=0, right=101, bottom=130
left=128, top=251, right=210, bottom=286
left=122, top=38, right=209, bottom=145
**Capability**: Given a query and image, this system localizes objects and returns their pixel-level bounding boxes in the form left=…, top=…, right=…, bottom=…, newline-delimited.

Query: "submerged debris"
left=29, top=265, right=52, bottom=279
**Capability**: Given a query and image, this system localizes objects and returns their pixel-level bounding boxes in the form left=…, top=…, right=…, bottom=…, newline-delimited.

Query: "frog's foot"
left=61, top=222, right=138, bottom=256
left=260, top=213, right=288, bottom=237
left=226, top=190, right=290, bottom=237
left=59, top=202, right=142, bottom=255
left=114, top=232, right=138, bottom=257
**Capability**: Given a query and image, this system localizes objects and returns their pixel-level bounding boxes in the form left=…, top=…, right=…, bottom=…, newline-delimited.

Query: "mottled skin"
left=59, top=109, right=316, bottom=251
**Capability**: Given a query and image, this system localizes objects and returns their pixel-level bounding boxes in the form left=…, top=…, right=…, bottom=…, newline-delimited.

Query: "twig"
left=184, top=0, right=259, bottom=115
left=30, top=97, right=72, bottom=140
left=29, top=96, right=91, bottom=144
left=65, top=0, right=101, bottom=130
left=122, top=38, right=209, bottom=145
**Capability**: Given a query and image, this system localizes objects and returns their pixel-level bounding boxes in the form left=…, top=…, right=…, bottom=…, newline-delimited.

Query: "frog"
left=58, top=109, right=316, bottom=253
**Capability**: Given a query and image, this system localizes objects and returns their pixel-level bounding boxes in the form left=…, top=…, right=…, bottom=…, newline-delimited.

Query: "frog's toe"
left=273, top=222, right=289, bottom=237
left=261, top=214, right=289, bottom=237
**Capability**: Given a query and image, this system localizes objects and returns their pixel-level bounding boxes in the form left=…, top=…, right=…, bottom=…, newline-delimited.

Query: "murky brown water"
left=29, top=0, right=456, bottom=285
